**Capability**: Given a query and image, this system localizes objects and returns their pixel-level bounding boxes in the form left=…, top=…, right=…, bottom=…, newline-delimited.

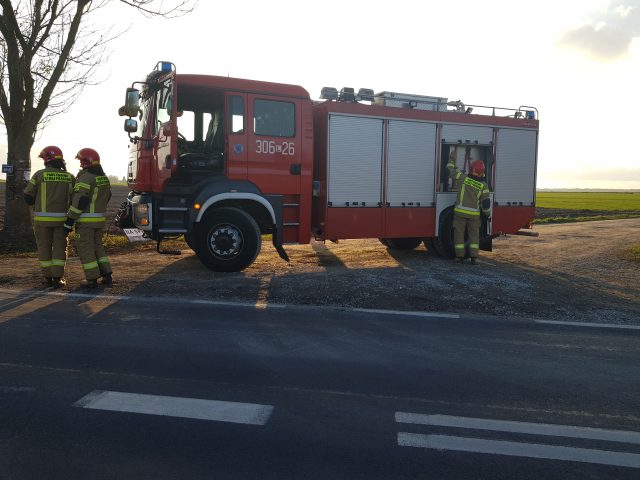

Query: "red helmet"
left=76, top=148, right=100, bottom=168
left=38, top=146, right=64, bottom=165
left=470, top=160, right=485, bottom=177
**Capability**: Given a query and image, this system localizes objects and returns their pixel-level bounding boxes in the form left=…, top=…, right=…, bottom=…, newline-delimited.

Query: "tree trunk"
left=0, top=132, right=37, bottom=251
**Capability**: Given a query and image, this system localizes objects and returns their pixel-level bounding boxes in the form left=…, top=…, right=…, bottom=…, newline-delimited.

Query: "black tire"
left=383, top=237, right=423, bottom=250
left=184, top=232, right=195, bottom=251
left=194, top=207, right=261, bottom=272
left=431, top=207, right=470, bottom=259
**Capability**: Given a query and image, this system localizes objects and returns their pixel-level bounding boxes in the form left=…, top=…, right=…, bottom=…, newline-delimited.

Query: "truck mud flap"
left=272, top=224, right=290, bottom=262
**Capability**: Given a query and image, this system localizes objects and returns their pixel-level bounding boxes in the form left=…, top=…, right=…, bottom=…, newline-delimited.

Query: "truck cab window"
left=177, top=110, right=196, bottom=141
left=230, top=96, right=244, bottom=134
left=254, top=99, right=294, bottom=137
left=175, top=106, right=225, bottom=178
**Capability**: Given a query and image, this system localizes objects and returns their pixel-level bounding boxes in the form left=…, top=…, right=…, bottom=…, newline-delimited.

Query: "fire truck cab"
left=120, top=62, right=538, bottom=272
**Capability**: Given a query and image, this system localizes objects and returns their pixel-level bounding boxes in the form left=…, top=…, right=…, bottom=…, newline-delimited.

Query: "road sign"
left=1, top=164, right=13, bottom=174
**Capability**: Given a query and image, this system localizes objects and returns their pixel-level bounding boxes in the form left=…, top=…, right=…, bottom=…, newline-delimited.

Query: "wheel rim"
left=208, top=223, right=244, bottom=259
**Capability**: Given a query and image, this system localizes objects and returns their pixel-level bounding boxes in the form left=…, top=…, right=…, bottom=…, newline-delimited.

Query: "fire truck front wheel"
left=194, top=207, right=262, bottom=272
left=183, top=232, right=195, bottom=251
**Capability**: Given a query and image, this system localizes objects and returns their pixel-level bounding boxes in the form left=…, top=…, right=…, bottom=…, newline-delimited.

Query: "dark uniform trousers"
left=76, top=225, right=112, bottom=281
left=453, top=215, right=481, bottom=259
left=35, top=225, right=68, bottom=278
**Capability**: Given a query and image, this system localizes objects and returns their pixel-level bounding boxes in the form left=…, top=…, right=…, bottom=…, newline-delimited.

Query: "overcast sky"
left=2, top=0, right=639, bottom=189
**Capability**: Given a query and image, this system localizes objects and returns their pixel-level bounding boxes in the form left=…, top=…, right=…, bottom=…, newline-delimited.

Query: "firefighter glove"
left=63, top=218, right=75, bottom=236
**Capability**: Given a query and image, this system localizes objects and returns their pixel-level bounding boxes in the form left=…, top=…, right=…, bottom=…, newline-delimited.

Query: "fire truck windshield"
left=135, top=80, right=171, bottom=140
left=134, top=97, right=150, bottom=138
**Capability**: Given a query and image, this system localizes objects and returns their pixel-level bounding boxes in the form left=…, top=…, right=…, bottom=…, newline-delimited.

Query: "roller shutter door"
left=386, top=120, right=437, bottom=206
left=328, top=115, right=383, bottom=206
left=495, top=128, right=538, bottom=205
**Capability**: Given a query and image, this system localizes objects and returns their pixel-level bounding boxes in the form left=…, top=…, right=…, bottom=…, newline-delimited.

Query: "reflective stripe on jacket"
left=67, top=169, right=111, bottom=228
left=447, top=161, right=491, bottom=219
left=24, top=167, right=75, bottom=226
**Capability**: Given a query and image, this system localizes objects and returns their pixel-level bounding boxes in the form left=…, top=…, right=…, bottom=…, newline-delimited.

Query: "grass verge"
left=0, top=244, right=37, bottom=257
left=536, top=192, right=640, bottom=210
left=621, top=244, right=640, bottom=263
left=533, top=213, right=640, bottom=224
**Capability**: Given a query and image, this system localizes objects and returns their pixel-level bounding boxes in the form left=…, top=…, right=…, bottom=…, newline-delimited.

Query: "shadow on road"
left=2, top=232, right=639, bottom=324
left=91, top=238, right=640, bottom=323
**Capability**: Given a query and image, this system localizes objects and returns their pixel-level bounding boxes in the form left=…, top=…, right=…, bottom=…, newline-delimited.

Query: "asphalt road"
left=1, top=289, right=639, bottom=480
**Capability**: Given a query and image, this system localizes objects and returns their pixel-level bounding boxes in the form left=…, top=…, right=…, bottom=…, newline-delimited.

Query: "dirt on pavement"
left=1, top=218, right=639, bottom=325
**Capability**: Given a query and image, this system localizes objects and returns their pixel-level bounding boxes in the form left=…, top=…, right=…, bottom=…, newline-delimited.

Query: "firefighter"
left=24, top=146, right=75, bottom=288
left=447, top=151, right=491, bottom=264
left=64, top=148, right=113, bottom=288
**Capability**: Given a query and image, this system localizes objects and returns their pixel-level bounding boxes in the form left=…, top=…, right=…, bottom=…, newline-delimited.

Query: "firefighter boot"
left=52, top=277, right=66, bottom=289
left=470, top=258, right=478, bottom=265
left=80, top=279, right=98, bottom=289
left=100, top=274, right=113, bottom=285
left=41, top=277, right=53, bottom=288
left=455, top=257, right=464, bottom=264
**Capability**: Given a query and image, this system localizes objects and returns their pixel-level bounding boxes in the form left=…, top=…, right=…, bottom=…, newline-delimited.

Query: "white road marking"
left=0, top=289, right=44, bottom=310
left=4, top=288, right=640, bottom=327
left=0, top=386, right=36, bottom=393
left=74, top=390, right=273, bottom=425
left=395, top=413, right=640, bottom=445
left=0, top=288, right=454, bottom=319
left=352, top=308, right=459, bottom=319
left=535, top=320, right=640, bottom=331
left=397, top=433, right=640, bottom=469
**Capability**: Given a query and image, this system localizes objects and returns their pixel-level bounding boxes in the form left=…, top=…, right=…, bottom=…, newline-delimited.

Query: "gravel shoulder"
left=1, top=218, right=639, bottom=325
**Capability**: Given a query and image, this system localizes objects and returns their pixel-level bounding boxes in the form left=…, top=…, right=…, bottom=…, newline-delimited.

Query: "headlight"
left=134, top=203, right=150, bottom=227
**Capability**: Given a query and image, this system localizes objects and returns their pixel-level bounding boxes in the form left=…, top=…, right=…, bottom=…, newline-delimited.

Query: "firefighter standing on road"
left=24, top=146, right=75, bottom=288
left=447, top=151, right=491, bottom=264
left=64, top=148, right=113, bottom=288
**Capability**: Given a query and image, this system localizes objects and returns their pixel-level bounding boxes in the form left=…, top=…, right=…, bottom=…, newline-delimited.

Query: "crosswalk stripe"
left=74, top=390, right=273, bottom=425
left=395, top=413, right=640, bottom=445
left=398, top=433, right=640, bottom=469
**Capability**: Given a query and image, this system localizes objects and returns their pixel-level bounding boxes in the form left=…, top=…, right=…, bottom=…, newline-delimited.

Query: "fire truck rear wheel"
left=382, top=238, right=423, bottom=250
left=195, top=207, right=262, bottom=272
left=432, top=207, right=470, bottom=259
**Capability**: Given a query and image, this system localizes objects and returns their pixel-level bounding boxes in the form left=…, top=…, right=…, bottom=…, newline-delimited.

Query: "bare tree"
left=0, top=0, right=195, bottom=249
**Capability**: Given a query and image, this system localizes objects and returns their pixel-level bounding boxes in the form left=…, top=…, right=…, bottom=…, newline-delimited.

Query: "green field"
left=536, top=192, right=640, bottom=210
left=534, top=191, right=640, bottom=224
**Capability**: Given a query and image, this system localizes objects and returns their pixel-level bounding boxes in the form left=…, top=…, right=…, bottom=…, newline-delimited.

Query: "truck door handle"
left=290, top=164, right=301, bottom=175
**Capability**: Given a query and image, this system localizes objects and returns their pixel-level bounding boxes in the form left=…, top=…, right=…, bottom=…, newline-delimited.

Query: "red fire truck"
left=119, top=61, right=538, bottom=272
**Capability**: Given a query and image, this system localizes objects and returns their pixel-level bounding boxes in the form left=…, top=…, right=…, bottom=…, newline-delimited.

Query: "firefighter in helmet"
left=24, top=146, right=75, bottom=288
left=64, top=148, right=113, bottom=288
left=447, top=151, right=491, bottom=264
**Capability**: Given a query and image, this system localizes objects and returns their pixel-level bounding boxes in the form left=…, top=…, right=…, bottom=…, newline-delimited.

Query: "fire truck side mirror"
left=124, top=118, right=138, bottom=133
left=123, top=88, right=140, bottom=117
